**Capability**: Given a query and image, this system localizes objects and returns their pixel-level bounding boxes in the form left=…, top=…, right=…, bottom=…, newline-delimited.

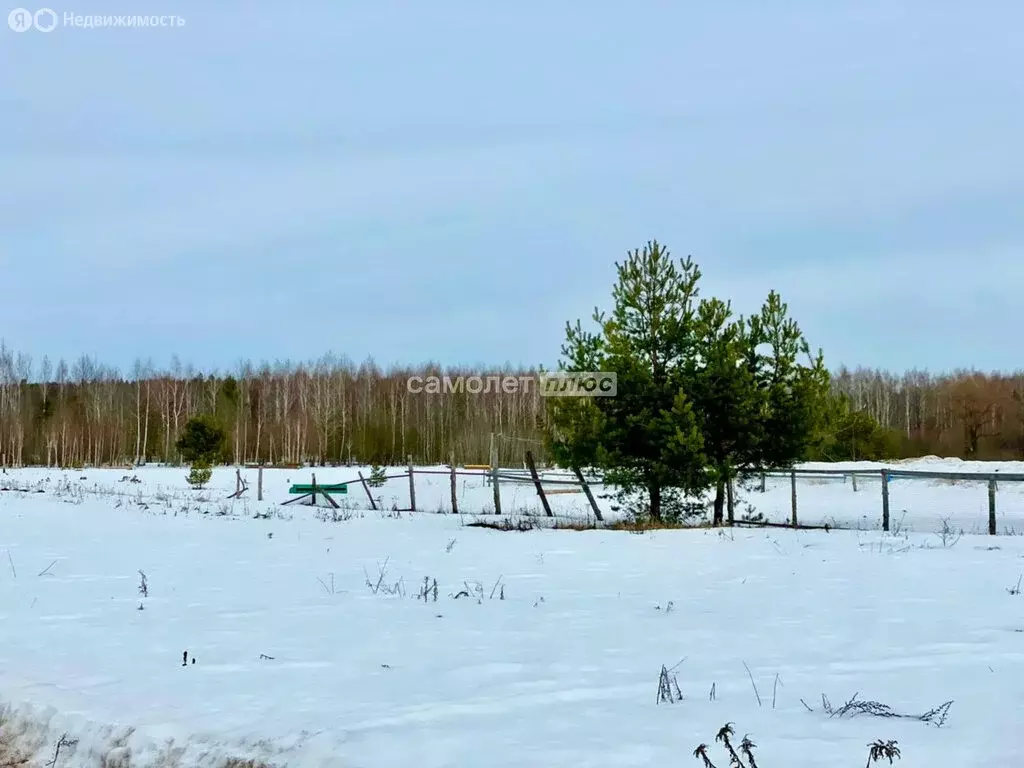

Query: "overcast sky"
left=2, top=0, right=1021, bottom=376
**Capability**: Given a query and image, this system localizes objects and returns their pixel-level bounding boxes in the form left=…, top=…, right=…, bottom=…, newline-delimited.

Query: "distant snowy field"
left=2, top=460, right=1024, bottom=766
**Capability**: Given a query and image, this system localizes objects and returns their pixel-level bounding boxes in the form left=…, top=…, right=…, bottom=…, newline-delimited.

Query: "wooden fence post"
left=257, top=465, right=263, bottom=501
left=881, top=469, right=890, bottom=532
left=572, top=466, right=603, bottom=522
left=760, top=472, right=766, bottom=493
left=449, top=453, right=458, bottom=515
left=407, top=456, right=416, bottom=512
left=357, top=470, right=377, bottom=510
left=311, top=472, right=317, bottom=506
left=851, top=472, right=858, bottom=492
left=490, top=433, right=502, bottom=515
left=525, top=450, right=552, bottom=517
left=790, top=469, right=798, bottom=527
left=988, top=478, right=997, bottom=535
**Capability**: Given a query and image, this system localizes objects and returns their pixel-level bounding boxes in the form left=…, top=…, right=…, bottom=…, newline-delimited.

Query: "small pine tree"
left=808, top=395, right=900, bottom=461
left=187, top=457, right=213, bottom=489
left=368, top=464, right=387, bottom=488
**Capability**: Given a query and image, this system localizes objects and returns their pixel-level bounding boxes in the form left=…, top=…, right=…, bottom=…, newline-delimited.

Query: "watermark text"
left=8, top=8, right=186, bottom=32
left=406, top=372, right=617, bottom=397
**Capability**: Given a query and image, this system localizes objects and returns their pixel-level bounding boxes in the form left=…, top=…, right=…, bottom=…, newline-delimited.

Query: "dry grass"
left=605, top=518, right=708, bottom=532
left=0, top=705, right=45, bottom=767
left=464, top=514, right=710, bottom=533
left=0, top=704, right=280, bottom=768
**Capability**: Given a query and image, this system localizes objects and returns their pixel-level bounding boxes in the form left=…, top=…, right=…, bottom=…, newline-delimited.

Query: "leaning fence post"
left=881, top=469, right=890, bottom=532
left=525, top=450, right=553, bottom=517
left=572, top=466, right=603, bottom=522
left=790, top=469, right=798, bottom=527
left=988, top=478, right=997, bottom=535
left=357, top=470, right=377, bottom=510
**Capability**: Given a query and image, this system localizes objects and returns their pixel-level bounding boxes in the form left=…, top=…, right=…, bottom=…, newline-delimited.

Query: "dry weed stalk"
left=363, top=557, right=405, bottom=597
left=417, top=577, right=439, bottom=602
left=693, top=721, right=901, bottom=767
left=820, top=692, right=952, bottom=727
left=46, top=733, right=78, bottom=767
left=1007, top=573, right=1022, bottom=595
left=692, top=723, right=757, bottom=768
left=865, top=739, right=901, bottom=766
left=656, top=663, right=683, bottom=704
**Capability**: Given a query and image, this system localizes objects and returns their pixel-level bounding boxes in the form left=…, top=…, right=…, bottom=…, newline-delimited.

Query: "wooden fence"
left=280, top=453, right=605, bottom=521
left=758, top=467, right=1024, bottom=535
left=278, top=462, right=1023, bottom=536
left=483, top=465, right=1023, bottom=535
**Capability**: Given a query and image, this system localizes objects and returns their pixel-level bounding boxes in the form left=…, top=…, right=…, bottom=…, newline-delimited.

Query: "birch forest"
left=0, top=343, right=1022, bottom=467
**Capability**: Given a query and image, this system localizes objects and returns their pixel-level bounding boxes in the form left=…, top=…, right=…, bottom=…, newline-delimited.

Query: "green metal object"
left=288, top=483, right=347, bottom=494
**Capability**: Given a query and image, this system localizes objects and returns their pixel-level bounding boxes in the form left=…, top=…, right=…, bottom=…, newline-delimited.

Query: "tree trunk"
left=726, top=476, right=735, bottom=525
left=712, top=479, right=726, bottom=526
left=648, top=478, right=662, bottom=522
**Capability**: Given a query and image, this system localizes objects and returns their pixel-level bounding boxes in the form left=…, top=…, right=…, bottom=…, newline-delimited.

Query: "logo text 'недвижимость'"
left=8, top=8, right=185, bottom=32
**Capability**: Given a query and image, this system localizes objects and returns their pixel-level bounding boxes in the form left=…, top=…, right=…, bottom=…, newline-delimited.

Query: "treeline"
left=831, top=367, right=1024, bottom=460
left=0, top=343, right=1021, bottom=467
left=0, top=346, right=544, bottom=468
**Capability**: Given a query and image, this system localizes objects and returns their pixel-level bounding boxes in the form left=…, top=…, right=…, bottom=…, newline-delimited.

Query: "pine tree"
left=367, top=463, right=387, bottom=487
left=750, top=291, right=831, bottom=471
left=690, top=297, right=763, bottom=525
left=549, top=241, right=706, bottom=521
left=549, top=240, right=831, bottom=525
left=690, top=291, right=830, bottom=524
left=808, top=394, right=899, bottom=461
left=186, top=458, right=213, bottom=489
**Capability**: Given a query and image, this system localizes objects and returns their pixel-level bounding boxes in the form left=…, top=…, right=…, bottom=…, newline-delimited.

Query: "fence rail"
left=762, top=467, right=1024, bottom=482
left=272, top=463, right=1021, bottom=535
left=484, top=464, right=1022, bottom=535
left=753, top=467, right=1019, bottom=535
left=4, top=460, right=1018, bottom=533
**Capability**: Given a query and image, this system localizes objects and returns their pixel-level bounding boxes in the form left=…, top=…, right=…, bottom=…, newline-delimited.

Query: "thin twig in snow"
left=46, top=733, right=78, bottom=767
left=743, top=661, right=762, bottom=707
left=488, top=575, right=504, bottom=600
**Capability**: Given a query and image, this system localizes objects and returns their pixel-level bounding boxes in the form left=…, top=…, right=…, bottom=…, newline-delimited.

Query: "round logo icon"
left=34, top=7, right=57, bottom=31
left=8, top=7, right=34, bottom=31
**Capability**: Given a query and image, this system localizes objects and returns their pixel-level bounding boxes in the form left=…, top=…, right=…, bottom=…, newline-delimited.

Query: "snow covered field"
left=2, top=460, right=1024, bottom=766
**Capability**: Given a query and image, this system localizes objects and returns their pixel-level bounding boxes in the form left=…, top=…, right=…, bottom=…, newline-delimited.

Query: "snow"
left=2, top=461, right=1024, bottom=767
